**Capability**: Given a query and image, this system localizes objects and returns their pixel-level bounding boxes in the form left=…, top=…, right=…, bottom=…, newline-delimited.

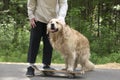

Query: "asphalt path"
left=0, top=63, right=120, bottom=80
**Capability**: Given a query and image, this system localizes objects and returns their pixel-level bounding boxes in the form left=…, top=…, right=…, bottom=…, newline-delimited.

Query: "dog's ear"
left=46, top=23, right=49, bottom=35
left=46, top=29, right=49, bottom=35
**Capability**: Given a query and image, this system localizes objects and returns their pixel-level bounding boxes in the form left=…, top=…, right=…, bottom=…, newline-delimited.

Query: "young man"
left=26, top=0, right=68, bottom=76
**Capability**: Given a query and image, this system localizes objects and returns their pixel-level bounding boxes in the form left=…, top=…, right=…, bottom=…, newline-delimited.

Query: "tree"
left=0, top=0, right=119, bottom=63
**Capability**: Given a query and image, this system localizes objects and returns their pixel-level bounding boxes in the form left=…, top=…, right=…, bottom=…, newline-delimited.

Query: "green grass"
left=0, top=48, right=120, bottom=64
left=91, top=52, right=120, bottom=64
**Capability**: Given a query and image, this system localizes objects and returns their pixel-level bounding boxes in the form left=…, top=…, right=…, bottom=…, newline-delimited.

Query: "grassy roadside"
left=0, top=48, right=120, bottom=64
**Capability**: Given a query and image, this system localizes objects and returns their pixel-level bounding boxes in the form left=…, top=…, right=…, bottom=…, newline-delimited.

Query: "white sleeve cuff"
left=57, top=16, right=65, bottom=22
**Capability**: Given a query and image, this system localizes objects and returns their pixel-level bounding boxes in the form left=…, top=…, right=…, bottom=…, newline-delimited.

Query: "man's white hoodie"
left=27, top=0, right=68, bottom=23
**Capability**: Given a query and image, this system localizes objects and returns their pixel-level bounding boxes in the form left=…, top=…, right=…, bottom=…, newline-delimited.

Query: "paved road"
left=0, top=63, right=120, bottom=80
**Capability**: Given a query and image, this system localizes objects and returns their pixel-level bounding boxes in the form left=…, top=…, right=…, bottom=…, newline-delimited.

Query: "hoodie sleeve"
left=57, top=0, right=68, bottom=22
left=27, top=0, right=36, bottom=20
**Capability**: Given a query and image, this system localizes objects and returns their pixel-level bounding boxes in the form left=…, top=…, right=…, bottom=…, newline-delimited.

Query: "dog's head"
left=47, top=19, right=64, bottom=33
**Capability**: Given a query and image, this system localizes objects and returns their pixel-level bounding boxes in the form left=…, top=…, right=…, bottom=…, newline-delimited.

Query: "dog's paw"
left=67, top=68, right=74, bottom=72
left=80, top=70, right=85, bottom=74
left=61, top=68, right=67, bottom=71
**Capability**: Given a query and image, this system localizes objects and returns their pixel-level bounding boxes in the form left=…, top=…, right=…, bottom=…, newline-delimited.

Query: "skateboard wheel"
left=68, top=73, right=75, bottom=78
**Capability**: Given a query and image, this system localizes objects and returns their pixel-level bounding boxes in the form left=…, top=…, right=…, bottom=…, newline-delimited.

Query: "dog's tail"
left=85, top=60, right=95, bottom=71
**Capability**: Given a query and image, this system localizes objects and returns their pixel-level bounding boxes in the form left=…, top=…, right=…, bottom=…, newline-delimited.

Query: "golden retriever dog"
left=47, top=19, right=95, bottom=74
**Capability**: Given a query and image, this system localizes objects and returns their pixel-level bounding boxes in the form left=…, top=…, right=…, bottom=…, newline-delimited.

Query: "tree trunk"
left=3, top=0, right=10, bottom=10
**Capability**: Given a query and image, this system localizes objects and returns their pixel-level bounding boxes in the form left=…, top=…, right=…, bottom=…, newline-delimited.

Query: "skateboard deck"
left=31, top=65, right=81, bottom=78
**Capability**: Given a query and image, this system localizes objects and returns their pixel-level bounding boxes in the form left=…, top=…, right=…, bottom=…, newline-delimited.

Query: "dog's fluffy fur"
left=47, top=19, right=95, bottom=74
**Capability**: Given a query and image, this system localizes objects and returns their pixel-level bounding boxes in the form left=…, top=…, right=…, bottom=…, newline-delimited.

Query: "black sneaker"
left=42, top=65, right=55, bottom=76
left=26, top=66, right=35, bottom=77
left=43, top=65, right=55, bottom=70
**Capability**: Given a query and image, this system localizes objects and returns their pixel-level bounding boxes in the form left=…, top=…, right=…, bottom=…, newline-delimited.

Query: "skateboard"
left=31, top=65, right=82, bottom=78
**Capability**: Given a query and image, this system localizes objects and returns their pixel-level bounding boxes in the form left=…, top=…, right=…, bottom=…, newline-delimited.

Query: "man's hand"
left=58, top=19, right=66, bottom=25
left=30, top=18, right=36, bottom=28
left=57, top=17, right=66, bottom=26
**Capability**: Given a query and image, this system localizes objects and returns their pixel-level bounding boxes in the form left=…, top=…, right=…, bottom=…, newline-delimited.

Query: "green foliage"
left=0, top=0, right=120, bottom=64
left=51, top=50, right=64, bottom=63
left=91, top=52, right=120, bottom=64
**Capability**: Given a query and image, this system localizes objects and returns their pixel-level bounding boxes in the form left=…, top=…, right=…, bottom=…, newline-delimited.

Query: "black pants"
left=27, top=21, right=53, bottom=65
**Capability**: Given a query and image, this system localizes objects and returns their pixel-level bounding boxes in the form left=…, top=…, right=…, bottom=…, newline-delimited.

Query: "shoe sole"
left=26, top=74, right=34, bottom=77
